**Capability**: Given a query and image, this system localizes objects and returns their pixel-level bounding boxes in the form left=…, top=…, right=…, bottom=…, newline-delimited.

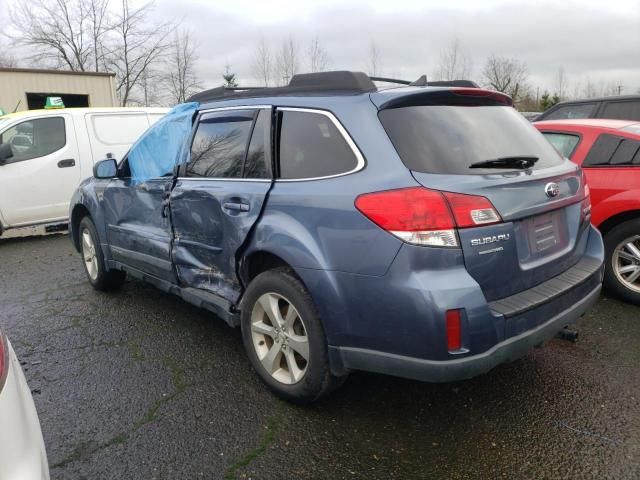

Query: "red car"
left=535, top=119, right=640, bottom=304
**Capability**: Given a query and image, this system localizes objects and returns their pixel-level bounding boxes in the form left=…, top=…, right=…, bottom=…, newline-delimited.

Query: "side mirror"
left=93, top=158, right=118, bottom=179
left=0, top=144, right=13, bottom=165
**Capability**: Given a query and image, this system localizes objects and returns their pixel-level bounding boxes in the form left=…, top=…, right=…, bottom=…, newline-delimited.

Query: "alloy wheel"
left=81, top=228, right=98, bottom=281
left=613, top=235, right=640, bottom=294
left=250, top=292, right=310, bottom=385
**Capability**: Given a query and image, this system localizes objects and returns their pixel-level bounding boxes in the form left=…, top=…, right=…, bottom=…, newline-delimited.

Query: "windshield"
left=379, top=105, right=564, bottom=175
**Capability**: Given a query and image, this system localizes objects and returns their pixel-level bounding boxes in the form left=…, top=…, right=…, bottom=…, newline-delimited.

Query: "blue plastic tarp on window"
left=128, top=102, right=198, bottom=183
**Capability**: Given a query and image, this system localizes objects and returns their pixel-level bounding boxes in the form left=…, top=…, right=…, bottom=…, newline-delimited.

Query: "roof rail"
left=188, top=71, right=376, bottom=103
left=186, top=71, right=480, bottom=104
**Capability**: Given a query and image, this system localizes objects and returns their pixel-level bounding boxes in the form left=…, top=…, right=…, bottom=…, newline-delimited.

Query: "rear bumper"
left=329, top=283, right=601, bottom=383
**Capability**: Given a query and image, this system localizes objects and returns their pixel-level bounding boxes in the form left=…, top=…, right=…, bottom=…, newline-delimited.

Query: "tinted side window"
left=544, top=103, right=597, bottom=120
left=610, top=139, right=640, bottom=165
left=0, top=117, right=66, bottom=162
left=244, top=109, right=271, bottom=179
left=583, top=134, right=640, bottom=166
left=187, top=110, right=254, bottom=178
left=541, top=132, right=581, bottom=158
left=601, top=101, right=640, bottom=121
left=278, top=110, right=358, bottom=179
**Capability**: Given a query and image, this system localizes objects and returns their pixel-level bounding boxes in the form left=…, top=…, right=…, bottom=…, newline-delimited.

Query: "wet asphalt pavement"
left=0, top=233, right=639, bottom=479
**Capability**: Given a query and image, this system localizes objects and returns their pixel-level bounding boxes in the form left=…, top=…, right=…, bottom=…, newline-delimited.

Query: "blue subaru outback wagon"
left=69, top=71, right=604, bottom=403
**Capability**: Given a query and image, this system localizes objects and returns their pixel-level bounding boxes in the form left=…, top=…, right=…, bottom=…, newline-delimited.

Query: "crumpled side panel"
left=128, top=102, right=198, bottom=183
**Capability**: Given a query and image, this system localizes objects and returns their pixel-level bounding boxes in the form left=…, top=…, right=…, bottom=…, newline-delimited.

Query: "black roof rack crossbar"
left=187, top=71, right=481, bottom=104
left=370, top=76, right=412, bottom=85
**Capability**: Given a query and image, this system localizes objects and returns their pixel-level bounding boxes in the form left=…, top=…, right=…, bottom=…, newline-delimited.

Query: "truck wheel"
left=603, top=219, right=640, bottom=305
left=240, top=268, right=347, bottom=403
left=79, top=216, right=126, bottom=291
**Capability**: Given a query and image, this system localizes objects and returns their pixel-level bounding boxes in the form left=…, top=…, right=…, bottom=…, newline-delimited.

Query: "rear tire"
left=79, top=216, right=126, bottom=291
left=603, top=219, right=640, bottom=305
left=240, top=268, right=347, bottom=403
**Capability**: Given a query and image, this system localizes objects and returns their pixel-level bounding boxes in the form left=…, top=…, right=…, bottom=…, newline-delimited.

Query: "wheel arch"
left=70, top=204, right=91, bottom=252
left=238, top=248, right=347, bottom=349
left=597, top=209, right=640, bottom=236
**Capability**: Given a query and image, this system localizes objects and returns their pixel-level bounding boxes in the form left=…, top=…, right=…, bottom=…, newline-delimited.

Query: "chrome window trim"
left=275, top=107, right=366, bottom=182
left=177, top=105, right=365, bottom=183
left=177, top=177, right=272, bottom=183
left=198, top=105, right=271, bottom=114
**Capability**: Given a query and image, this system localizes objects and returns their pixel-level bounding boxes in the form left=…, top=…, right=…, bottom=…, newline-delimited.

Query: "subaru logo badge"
left=545, top=182, right=560, bottom=198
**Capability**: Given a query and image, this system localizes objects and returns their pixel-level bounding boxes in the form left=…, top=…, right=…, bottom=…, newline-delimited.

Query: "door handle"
left=57, top=159, right=76, bottom=168
left=222, top=202, right=250, bottom=212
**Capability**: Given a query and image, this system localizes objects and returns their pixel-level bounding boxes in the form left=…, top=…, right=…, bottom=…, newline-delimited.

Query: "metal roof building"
left=0, top=67, right=117, bottom=113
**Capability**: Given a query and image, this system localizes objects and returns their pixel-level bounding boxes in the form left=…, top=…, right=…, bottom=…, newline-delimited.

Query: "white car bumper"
left=0, top=341, right=49, bottom=480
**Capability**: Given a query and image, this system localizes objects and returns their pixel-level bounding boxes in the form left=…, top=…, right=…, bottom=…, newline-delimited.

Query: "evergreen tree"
left=222, top=63, right=238, bottom=88
left=540, top=91, right=561, bottom=111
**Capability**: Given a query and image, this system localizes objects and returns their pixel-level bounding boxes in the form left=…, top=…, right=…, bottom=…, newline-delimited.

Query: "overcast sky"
left=153, top=0, right=640, bottom=95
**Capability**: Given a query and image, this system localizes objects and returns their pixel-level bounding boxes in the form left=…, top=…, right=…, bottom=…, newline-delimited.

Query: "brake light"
left=0, top=331, right=8, bottom=393
left=446, top=309, right=462, bottom=351
left=443, top=192, right=501, bottom=228
left=451, top=88, right=512, bottom=106
left=355, top=187, right=502, bottom=247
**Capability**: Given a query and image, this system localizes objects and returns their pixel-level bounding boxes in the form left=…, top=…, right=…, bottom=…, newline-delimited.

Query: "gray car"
left=69, top=71, right=605, bottom=403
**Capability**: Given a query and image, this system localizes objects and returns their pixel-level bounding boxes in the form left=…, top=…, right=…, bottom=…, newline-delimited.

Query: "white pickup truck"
left=0, top=107, right=167, bottom=236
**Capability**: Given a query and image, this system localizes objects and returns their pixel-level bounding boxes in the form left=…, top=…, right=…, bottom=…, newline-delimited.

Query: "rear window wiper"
left=469, top=156, right=539, bottom=169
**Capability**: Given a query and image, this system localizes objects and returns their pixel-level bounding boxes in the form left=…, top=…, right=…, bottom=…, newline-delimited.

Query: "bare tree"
left=275, top=36, right=299, bottom=85
left=106, top=0, right=172, bottom=106
left=367, top=42, right=381, bottom=76
left=252, top=37, right=273, bottom=86
left=482, top=55, right=529, bottom=104
left=555, top=66, right=567, bottom=100
left=9, top=0, right=97, bottom=71
left=87, top=0, right=111, bottom=72
left=307, top=35, right=329, bottom=73
left=436, top=38, right=471, bottom=80
left=164, top=29, right=201, bottom=104
left=0, top=40, right=17, bottom=67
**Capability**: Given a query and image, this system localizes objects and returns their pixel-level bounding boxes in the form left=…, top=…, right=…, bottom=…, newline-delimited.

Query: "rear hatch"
left=374, top=88, right=591, bottom=301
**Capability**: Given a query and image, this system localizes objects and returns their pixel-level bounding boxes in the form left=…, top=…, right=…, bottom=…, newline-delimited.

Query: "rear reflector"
left=355, top=187, right=502, bottom=247
left=446, top=309, right=462, bottom=351
left=0, top=331, right=8, bottom=393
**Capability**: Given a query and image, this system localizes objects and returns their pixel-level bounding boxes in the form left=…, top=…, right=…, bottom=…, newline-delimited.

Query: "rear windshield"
left=379, top=105, right=564, bottom=175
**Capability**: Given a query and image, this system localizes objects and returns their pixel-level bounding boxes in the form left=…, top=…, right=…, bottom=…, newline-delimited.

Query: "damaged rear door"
left=170, top=107, right=273, bottom=303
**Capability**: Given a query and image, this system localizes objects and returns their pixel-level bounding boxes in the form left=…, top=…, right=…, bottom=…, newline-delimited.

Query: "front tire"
left=79, top=216, right=126, bottom=291
left=603, top=219, right=640, bottom=305
left=240, top=268, right=346, bottom=403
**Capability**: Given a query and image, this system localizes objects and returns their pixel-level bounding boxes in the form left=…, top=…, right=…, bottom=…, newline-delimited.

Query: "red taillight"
left=446, top=309, right=462, bottom=351
left=0, top=332, right=8, bottom=393
left=443, top=192, right=501, bottom=228
left=355, top=187, right=501, bottom=247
